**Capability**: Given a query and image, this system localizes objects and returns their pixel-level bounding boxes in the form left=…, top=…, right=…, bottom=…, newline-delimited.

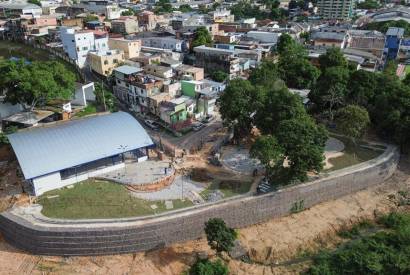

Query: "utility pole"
left=101, top=79, right=107, bottom=111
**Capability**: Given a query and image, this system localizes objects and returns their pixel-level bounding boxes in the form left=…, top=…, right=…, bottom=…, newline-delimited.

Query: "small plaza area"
left=98, top=160, right=174, bottom=185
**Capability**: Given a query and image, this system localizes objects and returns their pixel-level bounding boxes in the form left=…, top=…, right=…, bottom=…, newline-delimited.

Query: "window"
left=104, top=60, right=109, bottom=65
left=113, top=59, right=118, bottom=63
left=82, top=46, right=88, bottom=51
left=117, top=79, right=120, bottom=84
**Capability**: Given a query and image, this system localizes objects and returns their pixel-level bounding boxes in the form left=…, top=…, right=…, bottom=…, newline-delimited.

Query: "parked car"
left=192, top=122, right=205, bottom=131
left=144, top=119, right=159, bottom=130
left=202, top=115, right=214, bottom=124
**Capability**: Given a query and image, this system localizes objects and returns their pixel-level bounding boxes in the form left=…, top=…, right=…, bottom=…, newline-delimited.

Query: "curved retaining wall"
left=0, top=146, right=400, bottom=256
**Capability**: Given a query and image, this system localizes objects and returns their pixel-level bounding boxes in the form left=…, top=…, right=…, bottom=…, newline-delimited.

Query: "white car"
left=144, top=119, right=159, bottom=130
left=192, top=122, right=205, bottom=131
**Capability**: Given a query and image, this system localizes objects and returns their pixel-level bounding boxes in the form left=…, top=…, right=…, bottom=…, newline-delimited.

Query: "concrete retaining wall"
left=0, top=146, right=400, bottom=256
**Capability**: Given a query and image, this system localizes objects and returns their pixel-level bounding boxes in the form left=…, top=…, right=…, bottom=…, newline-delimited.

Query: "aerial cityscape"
left=0, top=0, right=409, bottom=273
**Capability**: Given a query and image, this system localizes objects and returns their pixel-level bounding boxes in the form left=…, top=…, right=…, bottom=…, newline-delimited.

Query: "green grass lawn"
left=37, top=180, right=193, bottom=219
left=74, top=103, right=98, bottom=118
left=406, top=65, right=410, bottom=75
left=200, top=179, right=253, bottom=200
left=326, top=136, right=384, bottom=172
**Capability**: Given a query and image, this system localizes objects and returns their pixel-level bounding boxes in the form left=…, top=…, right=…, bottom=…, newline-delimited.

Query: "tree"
left=248, top=60, right=280, bottom=87
left=219, top=79, right=262, bottom=140
left=276, top=33, right=294, bottom=55
left=179, top=4, right=193, bottom=12
left=309, top=66, right=350, bottom=120
left=121, top=9, right=134, bottom=16
left=154, top=0, right=173, bottom=14
left=347, top=70, right=377, bottom=107
left=94, top=83, right=117, bottom=112
left=1, top=60, right=76, bottom=111
left=254, top=85, right=307, bottom=135
left=204, top=218, right=237, bottom=254
left=319, top=48, right=348, bottom=71
left=276, top=118, right=328, bottom=182
left=27, top=0, right=41, bottom=6
left=335, top=105, right=370, bottom=142
left=192, top=27, right=213, bottom=48
left=189, top=259, right=229, bottom=275
left=250, top=135, right=284, bottom=178
left=210, top=70, right=228, bottom=82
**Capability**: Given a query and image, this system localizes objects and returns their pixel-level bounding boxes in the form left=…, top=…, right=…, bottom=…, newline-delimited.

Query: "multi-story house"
left=111, top=17, right=138, bottom=34
left=141, top=37, right=184, bottom=52
left=108, top=37, right=141, bottom=59
left=60, top=27, right=108, bottom=68
left=137, top=10, right=156, bottom=31
left=88, top=49, right=124, bottom=76
left=193, top=45, right=240, bottom=78
left=144, top=64, right=173, bottom=79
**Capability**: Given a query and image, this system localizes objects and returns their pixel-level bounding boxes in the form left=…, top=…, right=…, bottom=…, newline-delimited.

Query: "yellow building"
left=108, top=38, right=141, bottom=59
left=89, top=49, right=125, bottom=76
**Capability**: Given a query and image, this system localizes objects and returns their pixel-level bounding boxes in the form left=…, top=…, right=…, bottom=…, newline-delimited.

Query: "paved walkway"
left=129, top=175, right=205, bottom=201
left=99, top=160, right=174, bottom=185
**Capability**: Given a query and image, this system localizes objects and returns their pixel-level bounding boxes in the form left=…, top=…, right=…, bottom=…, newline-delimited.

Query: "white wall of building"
left=32, top=162, right=125, bottom=196
left=60, top=27, right=108, bottom=68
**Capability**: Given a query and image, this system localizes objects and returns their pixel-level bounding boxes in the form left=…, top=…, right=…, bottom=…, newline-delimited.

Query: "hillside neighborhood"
left=0, top=0, right=410, bottom=274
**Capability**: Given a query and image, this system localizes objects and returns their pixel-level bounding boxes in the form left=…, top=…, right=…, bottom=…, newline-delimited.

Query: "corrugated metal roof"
left=8, top=112, right=154, bottom=180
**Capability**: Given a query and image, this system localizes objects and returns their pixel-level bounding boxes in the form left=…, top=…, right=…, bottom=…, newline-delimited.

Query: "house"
left=311, top=31, right=348, bottom=48
left=245, top=31, right=280, bottom=44
left=384, top=27, right=404, bottom=61
left=347, top=30, right=385, bottom=57
left=108, top=37, right=141, bottom=59
left=111, top=17, right=138, bottom=34
left=141, top=37, right=184, bottom=52
left=88, top=49, right=125, bottom=76
left=193, top=45, right=240, bottom=78
left=144, top=64, right=173, bottom=79
left=137, top=10, right=156, bottom=31
left=159, top=98, right=189, bottom=130
left=175, top=64, right=204, bottom=81
left=60, top=27, right=109, bottom=68
left=8, top=112, right=154, bottom=195
left=211, top=8, right=234, bottom=23
left=0, top=2, right=42, bottom=18
left=113, top=67, right=163, bottom=113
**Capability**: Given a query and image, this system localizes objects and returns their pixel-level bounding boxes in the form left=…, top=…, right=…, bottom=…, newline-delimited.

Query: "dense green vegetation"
left=121, top=9, right=135, bottom=16
left=38, top=180, right=193, bottom=219
left=205, top=218, right=238, bottom=254
left=0, top=59, right=76, bottom=111
left=365, top=19, right=410, bottom=36
left=191, top=27, right=213, bottom=48
left=356, top=0, right=381, bottom=9
left=154, top=0, right=173, bottom=14
left=210, top=70, right=228, bottom=82
left=307, top=212, right=410, bottom=274
left=309, top=48, right=410, bottom=148
left=230, top=0, right=288, bottom=21
left=189, top=259, right=228, bottom=275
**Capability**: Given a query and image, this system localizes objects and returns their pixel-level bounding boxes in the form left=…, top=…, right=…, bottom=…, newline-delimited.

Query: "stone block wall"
left=0, top=146, right=399, bottom=256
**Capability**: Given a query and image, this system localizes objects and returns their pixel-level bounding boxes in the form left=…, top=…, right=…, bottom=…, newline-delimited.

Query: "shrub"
left=189, top=259, right=228, bottom=275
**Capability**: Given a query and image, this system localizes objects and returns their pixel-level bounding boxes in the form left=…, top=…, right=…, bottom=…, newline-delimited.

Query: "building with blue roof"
left=8, top=112, right=154, bottom=195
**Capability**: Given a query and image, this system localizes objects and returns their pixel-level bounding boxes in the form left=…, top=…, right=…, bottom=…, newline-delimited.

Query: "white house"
left=60, top=27, right=109, bottom=68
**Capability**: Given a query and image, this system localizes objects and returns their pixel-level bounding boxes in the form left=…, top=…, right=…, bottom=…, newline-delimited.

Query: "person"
left=164, top=167, right=168, bottom=175
left=253, top=168, right=258, bottom=177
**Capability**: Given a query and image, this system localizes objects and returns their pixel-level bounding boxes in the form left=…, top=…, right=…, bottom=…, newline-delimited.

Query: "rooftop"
left=114, top=65, right=142, bottom=75
left=8, top=112, right=154, bottom=179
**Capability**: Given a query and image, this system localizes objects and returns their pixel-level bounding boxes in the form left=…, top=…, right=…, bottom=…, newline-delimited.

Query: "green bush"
left=189, top=259, right=228, bottom=275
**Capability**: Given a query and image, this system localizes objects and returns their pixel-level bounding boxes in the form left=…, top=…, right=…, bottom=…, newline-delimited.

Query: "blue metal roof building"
left=8, top=112, right=154, bottom=195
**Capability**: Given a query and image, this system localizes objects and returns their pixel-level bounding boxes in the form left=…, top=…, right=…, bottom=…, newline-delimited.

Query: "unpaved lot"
left=0, top=158, right=409, bottom=275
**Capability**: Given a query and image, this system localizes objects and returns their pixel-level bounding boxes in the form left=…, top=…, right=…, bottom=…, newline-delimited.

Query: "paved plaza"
left=221, top=146, right=263, bottom=174
left=130, top=175, right=206, bottom=201
left=99, top=160, right=174, bottom=185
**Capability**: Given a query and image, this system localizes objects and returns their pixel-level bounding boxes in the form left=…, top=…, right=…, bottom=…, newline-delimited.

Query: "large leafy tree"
left=248, top=60, right=280, bottom=87
left=335, top=105, right=370, bottom=142
left=318, top=48, right=348, bottom=71
left=309, top=66, right=350, bottom=120
left=277, top=35, right=319, bottom=89
left=276, top=118, right=328, bottom=182
left=192, top=27, right=213, bottom=48
left=250, top=135, right=284, bottom=178
left=0, top=60, right=76, bottom=111
left=219, top=79, right=262, bottom=139
left=347, top=70, right=377, bottom=107
left=204, top=218, right=237, bottom=254
left=254, top=85, right=306, bottom=135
